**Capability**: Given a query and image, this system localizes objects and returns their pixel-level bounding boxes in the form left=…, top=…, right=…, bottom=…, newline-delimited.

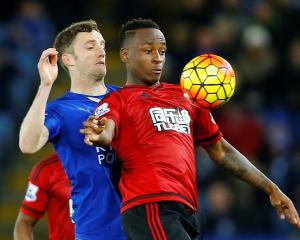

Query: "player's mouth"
left=152, top=69, right=162, bottom=74
left=96, top=60, right=105, bottom=65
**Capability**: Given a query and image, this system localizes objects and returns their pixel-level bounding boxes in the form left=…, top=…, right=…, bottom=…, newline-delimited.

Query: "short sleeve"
left=19, top=165, right=50, bottom=219
left=193, top=107, right=223, bottom=146
left=45, top=107, right=61, bottom=142
left=94, top=92, right=122, bottom=137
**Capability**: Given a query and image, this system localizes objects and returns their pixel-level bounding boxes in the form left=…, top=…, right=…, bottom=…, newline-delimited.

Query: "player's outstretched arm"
left=19, top=48, right=58, bottom=154
left=14, top=212, right=38, bottom=240
left=204, top=137, right=300, bottom=228
left=80, top=116, right=115, bottom=146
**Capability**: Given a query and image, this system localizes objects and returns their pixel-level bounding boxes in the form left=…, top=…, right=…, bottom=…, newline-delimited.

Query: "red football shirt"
left=20, top=154, right=74, bottom=239
left=95, top=83, right=222, bottom=213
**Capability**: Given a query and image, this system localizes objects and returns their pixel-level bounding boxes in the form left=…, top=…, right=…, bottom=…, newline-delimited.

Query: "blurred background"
left=0, top=0, right=300, bottom=239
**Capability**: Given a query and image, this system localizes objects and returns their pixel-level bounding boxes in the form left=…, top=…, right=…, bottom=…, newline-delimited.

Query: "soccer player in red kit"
left=81, top=18, right=300, bottom=239
left=14, top=154, right=74, bottom=240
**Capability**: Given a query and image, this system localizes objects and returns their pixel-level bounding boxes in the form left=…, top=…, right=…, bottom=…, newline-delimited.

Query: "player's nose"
left=152, top=51, right=163, bottom=63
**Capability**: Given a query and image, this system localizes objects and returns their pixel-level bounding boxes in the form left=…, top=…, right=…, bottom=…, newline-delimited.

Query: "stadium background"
left=0, top=0, right=300, bottom=239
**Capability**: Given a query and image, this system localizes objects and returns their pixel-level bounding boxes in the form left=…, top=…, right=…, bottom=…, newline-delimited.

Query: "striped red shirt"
left=95, top=83, right=222, bottom=213
left=20, top=154, right=74, bottom=239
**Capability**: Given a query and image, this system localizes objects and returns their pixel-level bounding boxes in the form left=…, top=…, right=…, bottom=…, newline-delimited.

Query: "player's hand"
left=37, top=48, right=59, bottom=86
left=80, top=116, right=107, bottom=146
left=269, top=185, right=300, bottom=228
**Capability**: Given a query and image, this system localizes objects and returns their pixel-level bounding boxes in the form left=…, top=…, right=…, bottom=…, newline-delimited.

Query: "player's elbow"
left=209, top=149, right=226, bottom=165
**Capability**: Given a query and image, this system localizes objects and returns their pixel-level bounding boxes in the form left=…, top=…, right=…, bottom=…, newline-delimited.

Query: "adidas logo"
left=141, top=92, right=151, bottom=98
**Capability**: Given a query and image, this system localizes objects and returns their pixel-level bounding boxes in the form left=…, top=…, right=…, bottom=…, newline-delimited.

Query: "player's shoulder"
left=161, top=82, right=182, bottom=91
left=30, top=154, right=61, bottom=182
left=160, top=82, right=189, bottom=99
left=101, top=86, right=123, bottom=101
left=46, top=92, right=73, bottom=111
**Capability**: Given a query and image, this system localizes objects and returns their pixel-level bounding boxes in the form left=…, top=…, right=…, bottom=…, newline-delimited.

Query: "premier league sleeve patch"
left=25, top=182, right=39, bottom=202
left=94, top=103, right=110, bottom=117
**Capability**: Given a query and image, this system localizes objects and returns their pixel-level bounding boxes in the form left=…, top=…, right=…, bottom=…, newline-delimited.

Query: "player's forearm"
left=217, top=141, right=276, bottom=194
left=19, top=84, right=52, bottom=153
left=14, top=221, right=34, bottom=240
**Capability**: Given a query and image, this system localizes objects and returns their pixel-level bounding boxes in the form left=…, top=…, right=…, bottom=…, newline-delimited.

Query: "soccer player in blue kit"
left=19, top=20, right=125, bottom=240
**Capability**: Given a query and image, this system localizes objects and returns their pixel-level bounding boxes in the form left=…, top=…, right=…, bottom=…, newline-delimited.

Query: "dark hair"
left=118, top=18, right=160, bottom=48
left=53, top=20, right=100, bottom=71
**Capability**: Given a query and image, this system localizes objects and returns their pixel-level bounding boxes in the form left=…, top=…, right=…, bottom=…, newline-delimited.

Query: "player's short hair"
left=53, top=20, right=100, bottom=72
left=119, top=18, right=160, bottom=48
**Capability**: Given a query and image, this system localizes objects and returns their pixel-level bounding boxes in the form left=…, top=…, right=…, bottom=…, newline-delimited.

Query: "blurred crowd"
left=1, top=0, right=300, bottom=239
left=0, top=0, right=55, bottom=167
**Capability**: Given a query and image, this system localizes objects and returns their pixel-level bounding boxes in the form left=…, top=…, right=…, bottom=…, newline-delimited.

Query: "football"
left=180, top=53, right=236, bottom=109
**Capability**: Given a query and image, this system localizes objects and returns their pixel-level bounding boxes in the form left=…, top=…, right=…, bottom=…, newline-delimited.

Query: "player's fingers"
left=83, top=119, right=94, bottom=128
left=80, top=127, right=95, bottom=135
left=80, top=128, right=88, bottom=135
left=88, top=115, right=99, bottom=126
left=285, top=203, right=300, bottom=226
left=49, top=54, right=58, bottom=65
left=92, top=119, right=99, bottom=125
left=85, top=116, right=98, bottom=124
left=84, top=136, right=94, bottom=146
left=39, top=48, right=58, bottom=63
left=88, top=115, right=96, bottom=121
left=98, top=117, right=107, bottom=126
left=275, top=205, right=285, bottom=220
left=83, top=121, right=99, bottom=132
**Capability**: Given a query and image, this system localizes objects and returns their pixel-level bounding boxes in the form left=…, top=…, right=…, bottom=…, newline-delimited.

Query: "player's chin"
left=93, top=69, right=106, bottom=80
left=95, top=65, right=106, bottom=73
left=149, top=75, right=161, bottom=83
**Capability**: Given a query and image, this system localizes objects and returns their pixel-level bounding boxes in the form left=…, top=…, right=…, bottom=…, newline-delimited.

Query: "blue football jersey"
left=45, top=85, right=125, bottom=240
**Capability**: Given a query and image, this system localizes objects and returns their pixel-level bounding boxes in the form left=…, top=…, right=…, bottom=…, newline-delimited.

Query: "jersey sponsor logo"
left=25, top=182, right=39, bottom=202
left=94, top=103, right=110, bottom=117
left=149, top=107, right=191, bottom=134
left=96, top=146, right=117, bottom=165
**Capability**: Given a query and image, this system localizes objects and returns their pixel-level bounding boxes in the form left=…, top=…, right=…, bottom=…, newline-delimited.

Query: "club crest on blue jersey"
left=94, top=103, right=110, bottom=117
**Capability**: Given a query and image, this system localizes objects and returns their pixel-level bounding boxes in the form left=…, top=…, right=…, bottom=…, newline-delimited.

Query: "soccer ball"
left=180, top=53, right=236, bottom=109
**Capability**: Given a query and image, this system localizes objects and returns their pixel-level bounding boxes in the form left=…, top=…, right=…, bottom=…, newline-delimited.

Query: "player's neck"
left=70, top=77, right=107, bottom=96
left=126, top=75, right=160, bottom=87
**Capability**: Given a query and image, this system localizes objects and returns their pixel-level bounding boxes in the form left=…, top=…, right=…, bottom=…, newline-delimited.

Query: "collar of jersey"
left=124, top=82, right=164, bottom=89
left=66, top=87, right=112, bottom=98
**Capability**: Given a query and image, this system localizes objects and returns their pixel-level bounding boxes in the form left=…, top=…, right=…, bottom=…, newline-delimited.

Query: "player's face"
left=127, top=28, right=166, bottom=85
left=71, top=30, right=106, bottom=80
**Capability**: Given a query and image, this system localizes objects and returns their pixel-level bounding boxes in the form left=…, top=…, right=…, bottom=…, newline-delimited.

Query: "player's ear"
left=120, top=48, right=129, bottom=63
left=62, top=53, right=75, bottom=67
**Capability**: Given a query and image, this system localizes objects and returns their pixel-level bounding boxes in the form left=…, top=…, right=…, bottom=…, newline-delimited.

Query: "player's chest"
left=127, top=89, right=191, bottom=109
left=64, top=101, right=96, bottom=118
left=61, top=101, right=98, bottom=144
left=125, top=91, right=193, bottom=132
